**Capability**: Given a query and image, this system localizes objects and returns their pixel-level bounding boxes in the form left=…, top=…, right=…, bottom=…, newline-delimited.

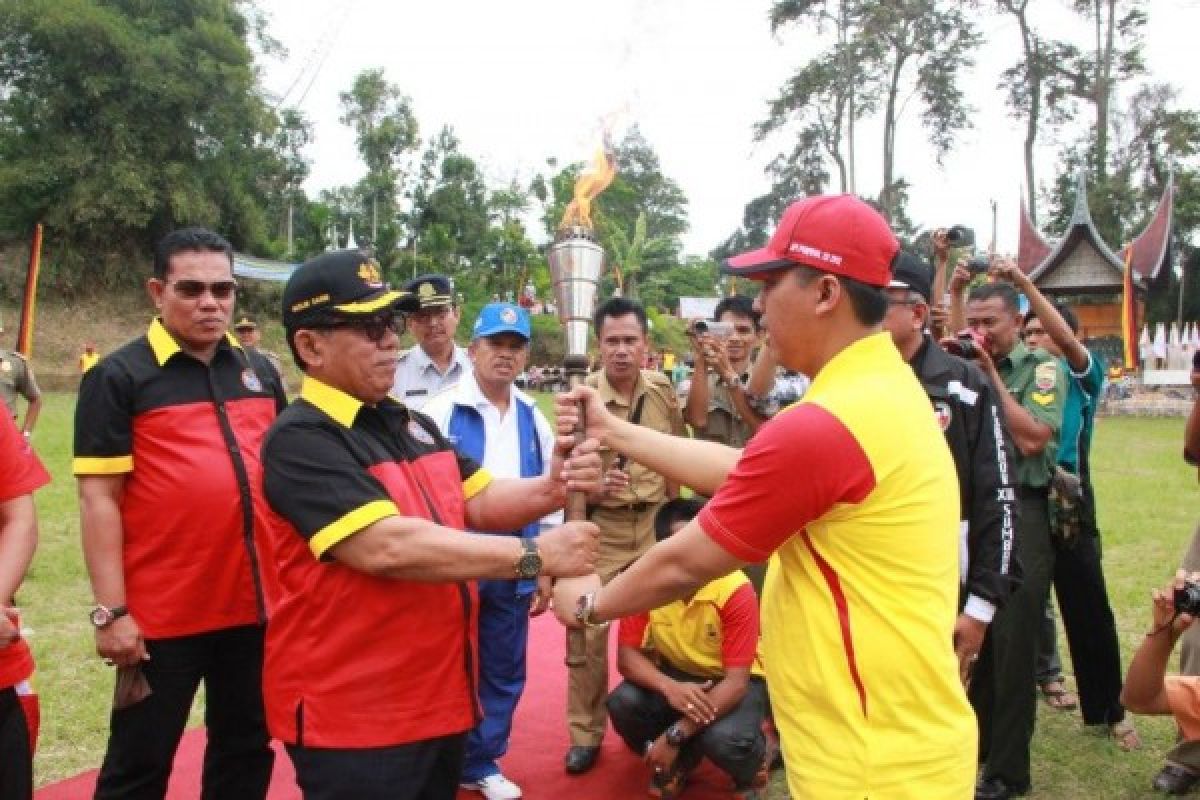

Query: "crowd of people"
left=0, top=193, right=1198, bottom=800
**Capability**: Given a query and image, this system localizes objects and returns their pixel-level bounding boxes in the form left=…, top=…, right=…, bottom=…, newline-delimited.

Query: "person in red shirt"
left=0, top=410, right=51, bottom=799
left=607, top=497, right=767, bottom=800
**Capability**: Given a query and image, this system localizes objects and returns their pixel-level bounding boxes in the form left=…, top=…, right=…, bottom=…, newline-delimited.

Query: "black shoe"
left=975, top=777, right=1028, bottom=800
left=1154, top=764, right=1200, bottom=795
left=565, top=745, right=600, bottom=774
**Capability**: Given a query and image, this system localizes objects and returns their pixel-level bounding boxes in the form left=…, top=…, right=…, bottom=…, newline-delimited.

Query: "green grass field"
left=19, top=392, right=1199, bottom=797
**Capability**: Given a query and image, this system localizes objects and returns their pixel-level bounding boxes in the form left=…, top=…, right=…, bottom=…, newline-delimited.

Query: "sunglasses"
left=312, top=312, right=405, bottom=343
left=169, top=280, right=238, bottom=299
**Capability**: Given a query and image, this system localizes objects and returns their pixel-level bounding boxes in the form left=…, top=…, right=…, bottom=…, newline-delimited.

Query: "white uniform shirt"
left=391, top=344, right=471, bottom=410
left=422, top=370, right=562, bottom=530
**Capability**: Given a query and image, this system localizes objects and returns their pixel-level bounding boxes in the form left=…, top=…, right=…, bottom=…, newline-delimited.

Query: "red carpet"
left=37, top=614, right=741, bottom=799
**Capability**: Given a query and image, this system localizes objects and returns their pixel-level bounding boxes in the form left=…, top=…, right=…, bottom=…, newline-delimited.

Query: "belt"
left=587, top=501, right=656, bottom=515
left=1017, top=485, right=1049, bottom=499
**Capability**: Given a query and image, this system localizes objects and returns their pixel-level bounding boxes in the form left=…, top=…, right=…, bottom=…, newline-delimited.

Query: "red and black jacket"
left=73, top=320, right=286, bottom=638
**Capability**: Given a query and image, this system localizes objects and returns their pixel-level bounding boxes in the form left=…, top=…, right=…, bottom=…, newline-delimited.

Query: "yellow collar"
left=146, top=318, right=241, bottom=367
left=300, top=375, right=364, bottom=428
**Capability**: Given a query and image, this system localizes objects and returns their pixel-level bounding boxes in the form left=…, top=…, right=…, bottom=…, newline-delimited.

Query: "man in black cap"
left=260, top=250, right=603, bottom=800
left=882, top=252, right=1019, bottom=682
left=233, top=315, right=283, bottom=380
left=392, top=273, right=469, bottom=410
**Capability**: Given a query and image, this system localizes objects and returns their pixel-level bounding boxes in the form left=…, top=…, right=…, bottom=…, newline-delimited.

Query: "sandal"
left=1110, top=720, right=1142, bottom=752
left=1039, top=679, right=1078, bottom=711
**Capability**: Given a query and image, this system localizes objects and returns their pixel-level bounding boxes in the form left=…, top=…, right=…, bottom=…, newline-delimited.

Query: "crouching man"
left=606, top=498, right=767, bottom=800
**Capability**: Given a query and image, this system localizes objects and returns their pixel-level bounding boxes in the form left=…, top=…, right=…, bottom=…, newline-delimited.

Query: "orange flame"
left=559, top=135, right=617, bottom=232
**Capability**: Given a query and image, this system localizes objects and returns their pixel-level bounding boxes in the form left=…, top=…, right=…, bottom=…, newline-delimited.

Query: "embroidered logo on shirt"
left=407, top=419, right=435, bottom=445
left=1034, top=362, right=1057, bottom=391
left=934, top=401, right=953, bottom=431
left=241, top=368, right=262, bottom=393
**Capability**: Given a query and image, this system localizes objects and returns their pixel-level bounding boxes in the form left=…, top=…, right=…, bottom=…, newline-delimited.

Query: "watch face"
left=516, top=552, right=542, bottom=579
left=90, top=608, right=109, bottom=627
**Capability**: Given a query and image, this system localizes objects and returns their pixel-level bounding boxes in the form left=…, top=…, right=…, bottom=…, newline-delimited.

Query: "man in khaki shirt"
left=566, top=296, right=685, bottom=775
left=0, top=318, right=41, bottom=440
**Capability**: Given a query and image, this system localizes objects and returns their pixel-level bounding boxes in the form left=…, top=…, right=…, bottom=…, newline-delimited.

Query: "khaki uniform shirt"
left=587, top=368, right=686, bottom=507
left=694, top=371, right=754, bottom=449
left=997, top=341, right=1066, bottom=489
left=0, top=349, right=39, bottom=419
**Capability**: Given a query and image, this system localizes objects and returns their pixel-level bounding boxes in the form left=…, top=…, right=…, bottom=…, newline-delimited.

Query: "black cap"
left=403, top=273, right=455, bottom=309
left=282, top=250, right=415, bottom=330
left=233, top=315, right=258, bottom=331
left=888, top=251, right=933, bottom=302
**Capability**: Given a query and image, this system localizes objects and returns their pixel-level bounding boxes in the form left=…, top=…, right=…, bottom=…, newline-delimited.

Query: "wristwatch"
left=574, top=591, right=608, bottom=629
left=514, top=538, right=543, bottom=579
left=89, top=604, right=128, bottom=629
left=665, top=721, right=688, bottom=747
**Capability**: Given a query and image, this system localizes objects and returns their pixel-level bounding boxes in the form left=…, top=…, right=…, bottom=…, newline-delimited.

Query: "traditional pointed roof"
left=1027, top=171, right=1126, bottom=286
left=1118, top=172, right=1173, bottom=283
left=1017, top=193, right=1052, bottom=275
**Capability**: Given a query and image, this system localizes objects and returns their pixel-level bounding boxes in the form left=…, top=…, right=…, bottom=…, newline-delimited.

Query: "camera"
left=689, top=319, right=734, bottom=338
left=944, top=329, right=987, bottom=360
left=965, top=255, right=991, bottom=274
left=945, top=225, right=976, bottom=248
left=1176, top=581, right=1200, bottom=615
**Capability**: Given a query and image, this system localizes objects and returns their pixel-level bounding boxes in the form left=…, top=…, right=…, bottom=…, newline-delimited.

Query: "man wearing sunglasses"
left=261, top=250, right=602, bottom=800
left=392, top=273, right=470, bottom=411
left=75, top=227, right=287, bottom=799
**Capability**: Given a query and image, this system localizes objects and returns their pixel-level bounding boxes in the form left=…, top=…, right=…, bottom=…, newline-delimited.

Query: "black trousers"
left=971, top=489, right=1053, bottom=792
left=606, top=673, right=767, bottom=789
left=0, top=686, right=32, bottom=800
left=1049, top=478, right=1126, bottom=726
left=286, top=733, right=466, bottom=800
left=94, top=624, right=273, bottom=800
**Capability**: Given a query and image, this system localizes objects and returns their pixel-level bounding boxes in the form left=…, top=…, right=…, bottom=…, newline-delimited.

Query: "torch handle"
left=564, top=362, right=590, bottom=522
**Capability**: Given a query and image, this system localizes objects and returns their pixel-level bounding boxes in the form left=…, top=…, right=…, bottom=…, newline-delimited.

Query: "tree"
left=0, top=0, right=287, bottom=282
left=604, top=212, right=675, bottom=300
left=338, top=68, right=419, bottom=262
left=266, top=108, right=313, bottom=257
left=764, top=0, right=979, bottom=221
left=759, top=1, right=879, bottom=193
left=995, top=0, right=1076, bottom=223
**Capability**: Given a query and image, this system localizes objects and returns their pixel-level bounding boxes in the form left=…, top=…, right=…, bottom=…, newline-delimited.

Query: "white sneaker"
left=460, top=773, right=523, bottom=800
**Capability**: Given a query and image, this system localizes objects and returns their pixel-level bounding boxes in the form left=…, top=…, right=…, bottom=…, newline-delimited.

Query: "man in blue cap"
left=422, top=303, right=557, bottom=800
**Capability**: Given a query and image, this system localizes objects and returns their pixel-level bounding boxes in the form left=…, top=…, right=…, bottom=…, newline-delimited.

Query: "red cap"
left=722, top=195, right=899, bottom=287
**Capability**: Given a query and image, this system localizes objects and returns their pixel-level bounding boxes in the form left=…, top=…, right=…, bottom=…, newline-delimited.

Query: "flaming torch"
left=549, top=138, right=616, bottom=655
left=547, top=138, right=616, bottom=519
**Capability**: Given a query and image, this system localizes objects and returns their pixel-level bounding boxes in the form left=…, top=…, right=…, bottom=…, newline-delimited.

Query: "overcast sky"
left=255, top=0, right=1200, bottom=258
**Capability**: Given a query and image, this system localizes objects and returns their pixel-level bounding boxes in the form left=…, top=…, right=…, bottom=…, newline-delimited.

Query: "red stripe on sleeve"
left=718, top=583, right=760, bottom=669
left=699, top=403, right=875, bottom=563
left=617, top=613, right=651, bottom=650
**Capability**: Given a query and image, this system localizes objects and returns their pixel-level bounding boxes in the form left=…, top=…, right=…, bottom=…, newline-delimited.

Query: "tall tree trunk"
left=847, top=88, right=857, bottom=194
left=1094, top=0, right=1115, bottom=179
left=1018, top=10, right=1039, bottom=222
left=881, top=56, right=905, bottom=221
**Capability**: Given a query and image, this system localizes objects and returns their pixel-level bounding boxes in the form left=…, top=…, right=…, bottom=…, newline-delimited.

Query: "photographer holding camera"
left=1122, top=572, right=1200, bottom=738
left=684, top=296, right=767, bottom=449
left=988, top=259, right=1139, bottom=752
left=948, top=279, right=1067, bottom=799
left=1145, top=358, right=1200, bottom=794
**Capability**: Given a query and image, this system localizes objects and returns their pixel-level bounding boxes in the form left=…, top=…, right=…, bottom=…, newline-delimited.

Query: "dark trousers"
left=1048, top=480, right=1126, bottom=726
left=0, top=686, right=32, bottom=800
left=606, top=674, right=767, bottom=789
left=94, top=624, right=273, bottom=800
left=462, top=580, right=532, bottom=782
left=286, top=733, right=466, bottom=800
left=971, top=489, right=1053, bottom=792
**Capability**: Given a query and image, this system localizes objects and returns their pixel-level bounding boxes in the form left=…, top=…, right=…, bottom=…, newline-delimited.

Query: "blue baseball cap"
left=473, top=302, right=531, bottom=341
